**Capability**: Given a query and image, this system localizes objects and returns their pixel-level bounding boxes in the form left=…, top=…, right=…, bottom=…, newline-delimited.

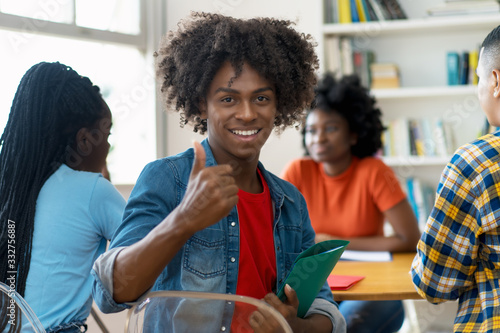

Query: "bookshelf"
left=320, top=2, right=500, bottom=225
left=322, top=13, right=500, bottom=36
left=372, top=85, right=476, bottom=100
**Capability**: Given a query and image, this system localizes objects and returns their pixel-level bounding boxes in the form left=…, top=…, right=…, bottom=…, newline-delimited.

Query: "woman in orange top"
left=282, top=73, right=420, bottom=333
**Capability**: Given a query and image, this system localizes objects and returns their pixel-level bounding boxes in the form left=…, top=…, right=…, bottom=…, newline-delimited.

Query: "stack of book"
left=324, top=0, right=407, bottom=24
left=382, top=117, right=456, bottom=158
left=370, top=63, right=400, bottom=89
left=427, top=0, right=500, bottom=17
left=447, top=49, right=479, bottom=86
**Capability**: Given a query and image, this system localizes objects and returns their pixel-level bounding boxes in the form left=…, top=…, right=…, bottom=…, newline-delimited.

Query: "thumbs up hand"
left=176, top=141, right=239, bottom=233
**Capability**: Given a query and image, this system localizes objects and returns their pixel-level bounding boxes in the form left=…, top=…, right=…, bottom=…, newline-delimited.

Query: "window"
left=0, top=0, right=160, bottom=184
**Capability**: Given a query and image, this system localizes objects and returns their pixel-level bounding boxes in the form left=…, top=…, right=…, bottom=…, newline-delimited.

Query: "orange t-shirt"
left=281, top=157, right=406, bottom=238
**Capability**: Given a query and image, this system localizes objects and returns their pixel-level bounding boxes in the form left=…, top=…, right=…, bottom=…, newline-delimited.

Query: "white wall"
left=162, top=0, right=322, bottom=175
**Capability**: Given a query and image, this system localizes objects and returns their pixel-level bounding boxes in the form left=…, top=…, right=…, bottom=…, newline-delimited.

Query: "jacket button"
left=221, top=326, right=226, bottom=331
left=230, top=257, right=236, bottom=263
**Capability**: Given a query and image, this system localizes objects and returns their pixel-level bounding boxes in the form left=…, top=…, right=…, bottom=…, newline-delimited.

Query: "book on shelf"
left=363, top=0, right=379, bottom=21
left=339, top=0, right=353, bottom=23
left=385, top=117, right=410, bottom=157
left=341, top=37, right=355, bottom=75
left=447, top=49, right=478, bottom=86
left=350, top=0, right=360, bottom=22
left=324, top=36, right=342, bottom=76
left=324, top=35, right=376, bottom=85
left=381, top=0, right=407, bottom=19
left=355, top=0, right=369, bottom=22
left=324, top=0, right=406, bottom=23
left=447, top=52, right=460, bottom=86
left=371, top=0, right=401, bottom=20
left=469, top=49, right=479, bottom=85
left=366, top=0, right=388, bottom=20
left=404, top=178, right=435, bottom=230
left=409, top=119, right=425, bottom=156
left=427, top=1, right=500, bottom=16
left=383, top=117, right=456, bottom=158
left=460, top=52, right=469, bottom=85
left=324, top=0, right=336, bottom=23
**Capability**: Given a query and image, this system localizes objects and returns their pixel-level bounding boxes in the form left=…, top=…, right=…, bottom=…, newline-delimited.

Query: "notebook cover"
left=276, top=239, right=349, bottom=317
left=327, top=274, right=365, bottom=290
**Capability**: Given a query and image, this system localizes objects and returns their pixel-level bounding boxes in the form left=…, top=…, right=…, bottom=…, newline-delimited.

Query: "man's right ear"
left=199, top=99, right=208, bottom=119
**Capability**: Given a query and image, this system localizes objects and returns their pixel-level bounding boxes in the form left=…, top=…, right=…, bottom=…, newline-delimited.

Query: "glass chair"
left=125, top=290, right=293, bottom=333
left=0, top=282, right=45, bottom=333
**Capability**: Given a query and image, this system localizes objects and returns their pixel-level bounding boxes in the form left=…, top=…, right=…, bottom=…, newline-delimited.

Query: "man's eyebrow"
left=214, top=87, right=238, bottom=94
left=254, top=87, right=274, bottom=94
left=213, top=86, right=274, bottom=94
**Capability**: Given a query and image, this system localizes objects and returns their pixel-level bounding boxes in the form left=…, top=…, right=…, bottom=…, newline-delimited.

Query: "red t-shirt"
left=232, top=170, right=277, bottom=331
left=235, top=169, right=277, bottom=298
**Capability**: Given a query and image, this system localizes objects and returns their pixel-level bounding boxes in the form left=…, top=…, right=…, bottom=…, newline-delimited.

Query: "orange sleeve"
left=280, top=159, right=303, bottom=191
left=369, top=159, right=406, bottom=212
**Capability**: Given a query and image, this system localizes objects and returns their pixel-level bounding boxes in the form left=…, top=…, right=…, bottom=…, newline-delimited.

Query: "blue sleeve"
left=93, top=159, right=180, bottom=313
left=89, top=177, right=126, bottom=240
left=109, top=159, right=180, bottom=249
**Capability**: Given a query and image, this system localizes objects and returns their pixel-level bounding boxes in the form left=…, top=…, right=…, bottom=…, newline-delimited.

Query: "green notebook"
left=276, top=239, right=349, bottom=318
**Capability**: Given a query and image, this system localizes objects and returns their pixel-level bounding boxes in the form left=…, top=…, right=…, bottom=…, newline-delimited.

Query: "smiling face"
left=304, top=108, right=356, bottom=166
left=200, top=61, right=277, bottom=166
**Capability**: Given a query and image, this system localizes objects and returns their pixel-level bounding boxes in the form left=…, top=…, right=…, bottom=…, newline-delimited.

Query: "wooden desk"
left=331, top=252, right=422, bottom=301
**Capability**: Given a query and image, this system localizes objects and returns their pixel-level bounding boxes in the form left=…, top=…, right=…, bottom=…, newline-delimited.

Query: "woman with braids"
left=92, top=12, right=346, bottom=332
left=0, top=62, right=125, bottom=333
left=281, top=73, right=420, bottom=332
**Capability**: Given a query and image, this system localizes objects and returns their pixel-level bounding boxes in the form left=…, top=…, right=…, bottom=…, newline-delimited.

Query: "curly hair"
left=154, top=12, right=319, bottom=134
left=302, top=73, right=385, bottom=158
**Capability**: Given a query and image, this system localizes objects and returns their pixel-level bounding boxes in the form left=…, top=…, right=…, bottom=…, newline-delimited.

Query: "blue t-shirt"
left=23, top=164, right=125, bottom=331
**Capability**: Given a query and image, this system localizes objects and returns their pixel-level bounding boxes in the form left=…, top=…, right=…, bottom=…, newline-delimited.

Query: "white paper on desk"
left=340, top=250, right=392, bottom=262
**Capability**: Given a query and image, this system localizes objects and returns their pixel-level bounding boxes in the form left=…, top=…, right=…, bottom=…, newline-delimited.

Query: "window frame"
left=0, top=1, right=169, bottom=183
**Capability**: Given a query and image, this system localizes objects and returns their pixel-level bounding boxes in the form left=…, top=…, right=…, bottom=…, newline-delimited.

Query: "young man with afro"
left=92, top=12, right=346, bottom=332
left=412, top=24, right=500, bottom=332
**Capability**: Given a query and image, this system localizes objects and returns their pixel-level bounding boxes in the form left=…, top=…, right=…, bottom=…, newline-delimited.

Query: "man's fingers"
left=190, top=141, right=206, bottom=179
left=284, top=284, right=299, bottom=308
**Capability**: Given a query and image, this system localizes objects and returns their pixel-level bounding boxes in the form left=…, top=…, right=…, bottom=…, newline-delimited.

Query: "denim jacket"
left=92, top=139, right=344, bottom=332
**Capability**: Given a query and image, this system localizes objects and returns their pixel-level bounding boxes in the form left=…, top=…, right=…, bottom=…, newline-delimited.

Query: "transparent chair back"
left=126, top=290, right=293, bottom=333
left=0, top=282, right=46, bottom=333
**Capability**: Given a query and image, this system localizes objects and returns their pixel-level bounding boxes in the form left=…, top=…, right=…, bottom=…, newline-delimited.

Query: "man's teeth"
left=232, top=129, right=259, bottom=136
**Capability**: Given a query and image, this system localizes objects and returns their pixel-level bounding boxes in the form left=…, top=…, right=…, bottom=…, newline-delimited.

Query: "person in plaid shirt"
left=411, top=25, right=500, bottom=332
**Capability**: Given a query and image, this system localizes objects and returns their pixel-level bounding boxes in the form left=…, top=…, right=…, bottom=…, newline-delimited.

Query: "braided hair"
left=0, top=62, right=104, bottom=313
left=154, top=12, right=319, bottom=134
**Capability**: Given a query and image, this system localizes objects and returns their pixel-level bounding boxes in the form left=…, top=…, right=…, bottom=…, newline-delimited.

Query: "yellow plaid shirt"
left=411, top=132, right=500, bottom=333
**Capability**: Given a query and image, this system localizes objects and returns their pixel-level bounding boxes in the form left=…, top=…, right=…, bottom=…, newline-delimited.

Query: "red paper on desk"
left=328, top=274, right=365, bottom=290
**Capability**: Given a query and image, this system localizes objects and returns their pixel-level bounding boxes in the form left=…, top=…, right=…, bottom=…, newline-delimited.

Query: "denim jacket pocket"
left=183, top=228, right=226, bottom=278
